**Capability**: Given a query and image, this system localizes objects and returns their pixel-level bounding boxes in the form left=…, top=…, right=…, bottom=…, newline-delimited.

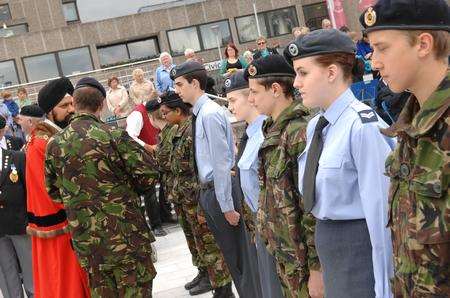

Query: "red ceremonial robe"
left=25, top=121, right=90, bottom=298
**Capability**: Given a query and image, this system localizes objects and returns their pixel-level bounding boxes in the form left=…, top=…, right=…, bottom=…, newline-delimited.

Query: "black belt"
left=317, top=218, right=365, bottom=223
left=199, top=181, right=214, bottom=191
left=27, top=209, right=67, bottom=227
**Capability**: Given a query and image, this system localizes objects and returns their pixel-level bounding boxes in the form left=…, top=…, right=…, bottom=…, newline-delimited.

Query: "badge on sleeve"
left=358, top=110, right=378, bottom=123
left=9, top=164, right=18, bottom=183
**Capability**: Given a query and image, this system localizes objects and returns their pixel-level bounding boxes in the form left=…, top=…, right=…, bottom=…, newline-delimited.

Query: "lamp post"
left=252, top=0, right=261, bottom=36
left=211, top=25, right=223, bottom=61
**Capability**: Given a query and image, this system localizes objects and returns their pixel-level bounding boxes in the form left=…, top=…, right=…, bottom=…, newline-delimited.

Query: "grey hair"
left=159, top=52, right=172, bottom=63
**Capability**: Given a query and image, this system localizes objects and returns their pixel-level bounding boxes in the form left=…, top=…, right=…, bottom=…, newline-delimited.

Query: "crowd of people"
left=0, top=0, right=448, bottom=297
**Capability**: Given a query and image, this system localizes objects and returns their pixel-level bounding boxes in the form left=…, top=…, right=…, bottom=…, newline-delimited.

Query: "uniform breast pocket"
left=319, top=154, right=344, bottom=169
left=195, top=129, right=208, bottom=157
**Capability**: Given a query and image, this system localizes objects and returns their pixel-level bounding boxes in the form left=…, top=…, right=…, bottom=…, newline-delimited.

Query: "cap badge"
left=364, top=7, right=377, bottom=27
left=170, top=68, right=177, bottom=77
left=288, top=43, right=299, bottom=57
left=224, top=79, right=232, bottom=88
left=248, top=65, right=257, bottom=77
left=157, top=97, right=162, bottom=103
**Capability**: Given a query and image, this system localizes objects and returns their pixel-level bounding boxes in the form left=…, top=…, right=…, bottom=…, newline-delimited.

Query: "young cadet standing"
left=244, top=55, right=322, bottom=298
left=285, top=29, right=395, bottom=298
left=360, top=0, right=450, bottom=296
left=225, top=71, right=283, bottom=298
left=172, top=61, right=261, bottom=297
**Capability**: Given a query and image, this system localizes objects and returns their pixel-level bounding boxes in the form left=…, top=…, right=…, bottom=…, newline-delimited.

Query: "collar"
left=246, top=115, right=267, bottom=138
left=70, top=113, right=101, bottom=123
left=192, top=94, right=209, bottom=116
left=322, top=88, right=354, bottom=125
left=43, top=118, right=62, bottom=132
left=383, top=71, right=450, bottom=138
left=269, top=100, right=309, bottom=132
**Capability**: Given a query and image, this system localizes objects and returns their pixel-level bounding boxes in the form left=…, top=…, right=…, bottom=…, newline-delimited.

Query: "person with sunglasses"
left=253, top=36, right=279, bottom=60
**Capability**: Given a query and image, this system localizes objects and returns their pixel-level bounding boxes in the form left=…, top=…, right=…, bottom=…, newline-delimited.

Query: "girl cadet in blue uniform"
left=284, top=29, right=395, bottom=298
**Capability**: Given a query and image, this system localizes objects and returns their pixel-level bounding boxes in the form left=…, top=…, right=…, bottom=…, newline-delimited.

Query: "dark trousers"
left=143, top=185, right=162, bottom=229
left=158, top=180, right=173, bottom=222
left=199, top=177, right=262, bottom=297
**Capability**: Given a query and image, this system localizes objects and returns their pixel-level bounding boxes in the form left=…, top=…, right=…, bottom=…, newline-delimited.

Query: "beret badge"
left=170, top=68, right=177, bottom=77
left=288, top=43, right=299, bottom=57
left=157, top=97, right=162, bottom=103
left=248, top=65, right=257, bottom=77
left=364, top=7, right=377, bottom=27
left=224, top=78, right=232, bottom=88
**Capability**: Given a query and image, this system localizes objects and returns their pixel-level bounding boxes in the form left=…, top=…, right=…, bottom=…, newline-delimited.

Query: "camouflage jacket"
left=45, top=113, right=158, bottom=276
left=155, top=123, right=178, bottom=174
left=170, top=117, right=199, bottom=206
left=383, top=72, right=449, bottom=296
left=257, top=100, right=319, bottom=272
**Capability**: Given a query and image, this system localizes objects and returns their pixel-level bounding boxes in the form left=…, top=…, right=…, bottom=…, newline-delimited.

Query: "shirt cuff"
left=216, top=196, right=235, bottom=213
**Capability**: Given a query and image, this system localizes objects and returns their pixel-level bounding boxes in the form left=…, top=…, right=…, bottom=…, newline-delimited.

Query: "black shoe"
left=189, top=275, right=212, bottom=295
left=162, top=215, right=178, bottom=224
left=153, top=227, right=167, bottom=237
left=212, top=283, right=234, bottom=298
left=185, top=270, right=206, bottom=290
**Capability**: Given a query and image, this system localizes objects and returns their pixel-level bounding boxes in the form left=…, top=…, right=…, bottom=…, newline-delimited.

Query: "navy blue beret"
left=20, top=104, right=45, bottom=118
left=360, top=0, right=450, bottom=33
left=224, top=71, right=249, bottom=94
left=243, top=55, right=295, bottom=81
left=145, top=99, right=160, bottom=112
left=0, top=115, right=5, bottom=129
left=37, top=77, right=74, bottom=113
left=159, top=91, right=183, bottom=106
left=170, top=61, right=205, bottom=80
left=284, top=29, right=355, bottom=63
left=75, top=77, right=106, bottom=98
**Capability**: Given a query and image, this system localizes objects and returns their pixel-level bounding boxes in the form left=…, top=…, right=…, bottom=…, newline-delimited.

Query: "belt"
left=199, top=181, right=214, bottom=191
left=27, top=209, right=67, bottom=227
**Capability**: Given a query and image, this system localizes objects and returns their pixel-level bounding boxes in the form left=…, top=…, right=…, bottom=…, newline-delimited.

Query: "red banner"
left=358, top=0, right=377, bottom=11
left=326, top=0, right=348, bottom=29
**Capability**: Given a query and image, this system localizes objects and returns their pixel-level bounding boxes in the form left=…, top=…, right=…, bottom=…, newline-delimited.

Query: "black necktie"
left=236, top=131, right=249, bottom=163
left=303, top=116, right=329, bottom=213
left=192, top=114, right=198, bottom=176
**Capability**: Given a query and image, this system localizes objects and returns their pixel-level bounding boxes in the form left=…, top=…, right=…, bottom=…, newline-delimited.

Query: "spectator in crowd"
left=292, top=26, right=310, bottom=38
left=16, top=104, right=45, bottom=139
left=242, top=50, right=254, bottom=65
left=16, top=87, right=32, bottom=109
left=129, top=68, right=157, bottom=105
left=0, top=115, right=23, bottom=150
left=1, top=91, right=19, bottom=118
left=184, top=48, right=204, bottom=64
left=356, top=31, right=373, bottom=60
left=106, top=76, right=133, bottom=118
left=322, top=18, right=333, bottom=29
left=220, top=43, right=248, bottom=76
left=1, top=91, right=20, bottom=138
left=252, top=36, right=279, bottom=60
left=155, top=52, right=176, bottom=95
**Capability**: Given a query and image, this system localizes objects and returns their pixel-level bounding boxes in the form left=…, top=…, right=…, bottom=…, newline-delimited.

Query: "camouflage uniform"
left=170, top=117, right=232, bottom=288
left=383, top=72, right=449, bottom=297
left=258, top=101, right=319, bottom=298
left=45, top=113, right=158, bottom=298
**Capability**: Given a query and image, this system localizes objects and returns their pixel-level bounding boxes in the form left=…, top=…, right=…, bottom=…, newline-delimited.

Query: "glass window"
left=24, top=54, right=59, bottom=82
left=0, top=4, right=11, bottom=22
left=303, top=2, right=329, bottom=30
left=59, top=47, right=93, bottom=76
left=98, top=44, right=128, bottom=67
left=9, top=24, right=29, bottom=35
left=167, top=27, right=201, bottom=56
left=199, top=21, right=232, bottom=50
left=266, top=8, right=298, bottom=37
left=235, top=14, right=267, bottom=43
left=0, top=60, right=19, bottom=87
left=128, top=39, right=158, bottom=60
left=62, top=2, right=79, bottom=22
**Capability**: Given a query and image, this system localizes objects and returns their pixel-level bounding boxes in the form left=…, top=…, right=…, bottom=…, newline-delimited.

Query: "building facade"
left=0, top=0, right=366, bottom=95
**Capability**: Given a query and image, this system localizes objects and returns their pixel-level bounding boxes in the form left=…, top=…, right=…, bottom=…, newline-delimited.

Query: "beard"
left=51, top=111, right=73, bottom=129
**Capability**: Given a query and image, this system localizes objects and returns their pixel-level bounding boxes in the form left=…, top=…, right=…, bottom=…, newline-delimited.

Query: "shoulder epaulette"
left=350, top=101, right=378, bottom=124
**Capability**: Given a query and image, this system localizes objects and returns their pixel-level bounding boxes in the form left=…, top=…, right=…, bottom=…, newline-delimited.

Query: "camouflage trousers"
left=173, top=204, right=200, bottom=267
left=273, top=254, right=310, bottom=298
left=176, top=201, right=232, bottom=288
left=241, top=200, right=256, bottom=243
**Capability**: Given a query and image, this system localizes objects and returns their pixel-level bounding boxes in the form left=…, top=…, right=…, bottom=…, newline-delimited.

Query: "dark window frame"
left=96, top=36, right=160, bottom=68
left=0, top=59, right=20, bottom=87
left=166, top=19, right=233, bottom=57
left=7, top=23, right=29, bottom=35
left=22, top=46, right=94, bottom=82
left=234, top=5, right=299, bottom=44
left=302, top=2, right=329, bottom=31
left=62, top=0, right=80, bottom=24
left=0, top=4, right=11, bottom=22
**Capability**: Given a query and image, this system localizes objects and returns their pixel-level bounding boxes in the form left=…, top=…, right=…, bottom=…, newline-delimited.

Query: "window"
left=23, top=47, right=93, bottom=82
left=303, top=2, right=329, bottom=30
left=62, top=1, right=79, bottom=23
left=167, top=20, right=232, bottom=56
left=97, top=37, right=160, bottom=67
left=0, top=4, right=11, bottom=22
left=9, top=24, right=28, bottom=35
left=235, top=6, right=298, bottom=43
left=0, top=60, right=19, bottom=87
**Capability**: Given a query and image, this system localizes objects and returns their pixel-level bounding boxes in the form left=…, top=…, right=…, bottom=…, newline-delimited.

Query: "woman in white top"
left=106, top=76, right=132, bottom=118
left=129, top=68, right=157, bottom=105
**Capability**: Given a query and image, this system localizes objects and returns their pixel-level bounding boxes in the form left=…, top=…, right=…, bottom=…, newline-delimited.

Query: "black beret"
left=224, top=71, right=249, bottom=94
left=170, top=61, right=205, bottom=80
left=284, top=29, right=355, bottom=63
left=38, top=77, right=74, bottom=113
left=145, top=99, right=161, bottom=112
left=243, top=55, right=295, bottom=81
left=0, top=115, right=5, bottom=129
left=75, top=77, right=106, bottom=98
left=159, top=91, right=183, bottom=106
left=360, top=0, right=450, bottom=33
left=19, top=104, right=45, bottom=118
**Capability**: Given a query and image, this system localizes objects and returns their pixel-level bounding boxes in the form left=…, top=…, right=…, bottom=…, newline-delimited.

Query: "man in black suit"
left=0, top=147, right=34, bottom=297
left=0, top=115, right=24, bottom=151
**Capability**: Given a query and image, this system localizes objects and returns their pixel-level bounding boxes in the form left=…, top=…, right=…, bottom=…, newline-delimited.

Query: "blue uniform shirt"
left=238, top=115, right=267, bottom=213
left=193, top=94, right=235, bottom=212
left=298, top=89, right=395, bottom=298
left=155, top=64, right=175, bottom=94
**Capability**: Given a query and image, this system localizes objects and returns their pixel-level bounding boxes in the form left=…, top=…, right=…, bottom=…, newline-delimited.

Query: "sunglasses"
left=257, top=42, right=266, bottom=45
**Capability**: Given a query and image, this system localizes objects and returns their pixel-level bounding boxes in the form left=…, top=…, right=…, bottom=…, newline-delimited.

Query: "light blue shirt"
left=193, top=94, right=235, bottom=212
left=298, top=89, right=395, bottom=298
left=155, top=64, right=175, bottom=94
left=238, top=115, right=267, bottom=213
